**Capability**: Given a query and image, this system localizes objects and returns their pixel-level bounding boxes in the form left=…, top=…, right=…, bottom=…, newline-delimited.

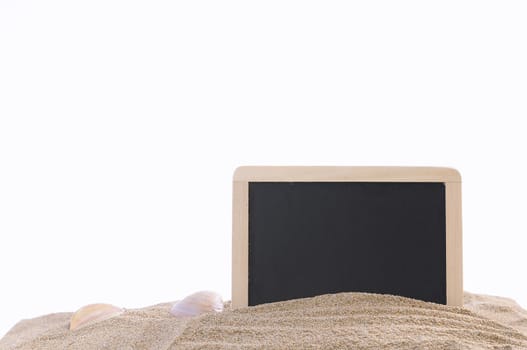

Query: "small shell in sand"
left=70, top=303, right=124, bottom=330
left=170, top=291, right=223, bottom=317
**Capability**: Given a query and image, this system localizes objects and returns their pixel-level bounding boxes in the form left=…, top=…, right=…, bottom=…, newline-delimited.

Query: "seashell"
left=170, top=291, right=223, bottom=317
left=70, top=303, right=124, bottom=330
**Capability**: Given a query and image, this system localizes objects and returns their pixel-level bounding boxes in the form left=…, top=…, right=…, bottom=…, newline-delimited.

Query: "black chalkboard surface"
left=232, top=166, right=463, bottom=308
left=248, top=182, right=446, bottom=305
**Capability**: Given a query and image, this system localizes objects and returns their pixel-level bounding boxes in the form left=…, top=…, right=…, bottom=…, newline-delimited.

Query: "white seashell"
left=70, top=303, right=124, bottom=330
left=170, top=291, right=224, bottom=317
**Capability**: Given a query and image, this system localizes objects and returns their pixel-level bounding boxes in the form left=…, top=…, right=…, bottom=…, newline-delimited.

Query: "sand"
left=1, top=292, right=527, bottom=350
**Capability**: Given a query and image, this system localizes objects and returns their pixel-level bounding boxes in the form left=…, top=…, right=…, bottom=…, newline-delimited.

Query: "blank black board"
left=248, top=182, right=446, bottom=305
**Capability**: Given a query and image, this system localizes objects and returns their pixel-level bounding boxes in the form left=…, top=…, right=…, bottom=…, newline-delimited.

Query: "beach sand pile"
left=1, top=292, right=527, bottom=349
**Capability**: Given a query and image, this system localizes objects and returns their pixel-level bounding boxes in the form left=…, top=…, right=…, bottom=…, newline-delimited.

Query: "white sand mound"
left=1, top=292, right=527, bottom=349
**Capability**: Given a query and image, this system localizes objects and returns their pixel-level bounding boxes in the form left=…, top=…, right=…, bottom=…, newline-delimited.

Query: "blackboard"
left=248, top=182, right=446, bottom=305
left=232, top=167, right=463, bottom=308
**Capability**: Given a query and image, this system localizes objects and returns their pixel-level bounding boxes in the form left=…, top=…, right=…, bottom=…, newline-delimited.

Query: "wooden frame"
left=232, top=166, right=463, bottom=307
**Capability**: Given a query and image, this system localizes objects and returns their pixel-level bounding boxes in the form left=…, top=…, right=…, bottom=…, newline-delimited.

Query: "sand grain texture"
left=1, top=292, right=527, bottom=349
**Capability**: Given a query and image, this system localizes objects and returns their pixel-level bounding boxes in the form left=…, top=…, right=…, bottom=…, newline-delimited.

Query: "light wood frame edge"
left=445, top=181, right=463, bottom=306
left=233, top=166, right=461, bottom=183
left=232, top=180, right=249, bottom=308
left=232, top=166, right=463, bottom=308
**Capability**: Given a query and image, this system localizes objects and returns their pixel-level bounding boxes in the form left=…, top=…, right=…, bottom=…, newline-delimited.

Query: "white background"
left=1, top=0, right=526, bottom=338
